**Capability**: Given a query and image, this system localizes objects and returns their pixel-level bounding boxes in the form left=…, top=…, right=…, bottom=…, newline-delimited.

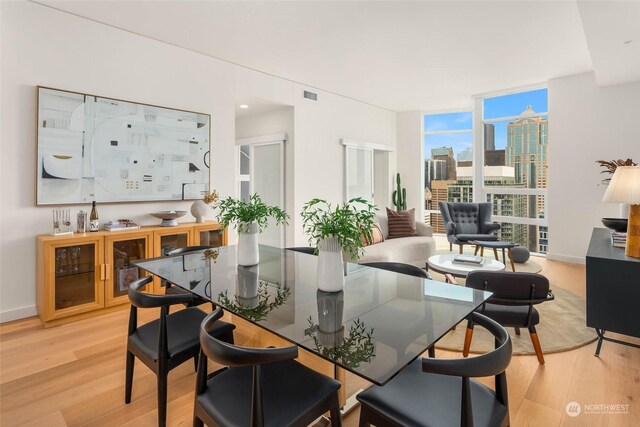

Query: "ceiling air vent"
left=303, top=90, right=318, bottom=101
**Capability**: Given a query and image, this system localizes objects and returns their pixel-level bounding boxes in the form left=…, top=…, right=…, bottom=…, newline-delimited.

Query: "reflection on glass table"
left=133, top=245, right=491, bottom=386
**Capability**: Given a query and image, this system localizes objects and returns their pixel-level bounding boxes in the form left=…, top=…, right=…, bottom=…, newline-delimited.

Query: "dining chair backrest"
left=466, top=271, right=551, bottom=305
left=128, top=275, right=194, bottom=309
left=421, top=311, right=512, bottom=421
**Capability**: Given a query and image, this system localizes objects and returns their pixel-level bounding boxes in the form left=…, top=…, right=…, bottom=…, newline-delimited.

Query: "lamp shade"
left=602, top=166, right=640, bottom=204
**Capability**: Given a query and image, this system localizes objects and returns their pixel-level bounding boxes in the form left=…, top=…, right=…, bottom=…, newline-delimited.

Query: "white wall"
left=235, top=107, right=296, bottom=247
left=547, top=72, right=640, bottom=263
left=0, top=1, right=396, bottom=321
left=395, top=111, right=424, bottom=217
left=292, top=88, right=396, bottom=245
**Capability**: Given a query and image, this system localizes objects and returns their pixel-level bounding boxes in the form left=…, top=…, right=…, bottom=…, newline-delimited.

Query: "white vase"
left=237, top=222, right=259, bottom=266
left=317, top=236, right=345, bottom=292
left=236, top=265, right=259, bottom=308
left=190, top=200, right=209, bottom=223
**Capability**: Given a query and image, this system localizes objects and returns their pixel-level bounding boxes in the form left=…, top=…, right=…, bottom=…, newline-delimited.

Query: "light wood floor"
left=1, top=257, right=638, bottom=426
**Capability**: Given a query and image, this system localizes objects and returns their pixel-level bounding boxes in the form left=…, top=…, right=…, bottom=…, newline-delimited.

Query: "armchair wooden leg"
left=480, top=246, right=484, bottom=256
left=508, top=248, right=516, bottom=272
left=493, top=248, right=499, bottom=260
left=459, top=245, right=463, bottom=254
left=450, top=243, right=453, bottom=252
left=514, top=327, right=521, bottom=336
left=529, top=326, right=545, bottom=364
left=474, top=245, right=479, bottom=255
left=463, top=321, right=474, bottom=357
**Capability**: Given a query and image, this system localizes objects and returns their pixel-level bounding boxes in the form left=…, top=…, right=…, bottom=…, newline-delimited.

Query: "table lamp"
left=602, top=166, right=640, bottom=257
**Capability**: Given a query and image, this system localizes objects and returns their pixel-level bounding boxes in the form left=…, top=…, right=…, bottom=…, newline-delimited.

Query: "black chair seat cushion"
left=357, top=359, right=507, bottom=427
left=165, top=285, right=209, bottom=306
left=129, top=308, right=234, bottom=361
left=479, top=303, right=539, bottom=327
left=197, top=359, right=341, bottom=427
left=456, top=234, right=499, bottom=242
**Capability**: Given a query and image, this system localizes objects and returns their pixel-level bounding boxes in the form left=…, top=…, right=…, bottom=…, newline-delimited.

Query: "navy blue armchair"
left=439, top=202, right=501, bottom=253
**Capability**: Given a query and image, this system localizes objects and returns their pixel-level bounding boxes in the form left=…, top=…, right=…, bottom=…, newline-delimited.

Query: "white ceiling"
left=34, top=1, right=638, bottom=111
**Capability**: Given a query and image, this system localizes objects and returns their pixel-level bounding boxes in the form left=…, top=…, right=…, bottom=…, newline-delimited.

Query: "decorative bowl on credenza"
left=601, top=218, right=628, bottom=233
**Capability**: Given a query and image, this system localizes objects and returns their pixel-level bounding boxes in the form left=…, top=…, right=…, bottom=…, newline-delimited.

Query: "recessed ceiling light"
left=239, top=104, right=249, bottom=109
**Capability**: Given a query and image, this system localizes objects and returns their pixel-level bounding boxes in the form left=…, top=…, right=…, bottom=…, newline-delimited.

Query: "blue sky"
left=424, top=88, right=548, bottom=157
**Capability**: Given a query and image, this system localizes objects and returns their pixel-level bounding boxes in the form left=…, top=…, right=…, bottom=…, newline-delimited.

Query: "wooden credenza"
left=586, top=227, right=640, bottom=356
left=36, top=221, right=226, bottom=327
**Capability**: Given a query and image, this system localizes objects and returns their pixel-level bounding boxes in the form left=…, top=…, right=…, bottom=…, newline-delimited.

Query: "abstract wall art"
left=36, top=87, right=210, bottom=205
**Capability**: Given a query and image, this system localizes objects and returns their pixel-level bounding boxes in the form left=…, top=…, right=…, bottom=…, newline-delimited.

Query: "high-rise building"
left=431, top=147, right=457, bottom=181
left=429, top=179, right=456, bottom=233
left=483, top=123, right=506, bottom=166
left=424, top=158, right=447, bottom=190
left=450, top=166, right=528, bottom=246
left=506, top=105, right=548, bottom=252
left=457, top=147, right=473, bottom=167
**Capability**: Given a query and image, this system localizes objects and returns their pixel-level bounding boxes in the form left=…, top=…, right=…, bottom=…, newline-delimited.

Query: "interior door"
left=345, top=146, right=374, bottom=203
left=238, top=139, right=285, bottom=247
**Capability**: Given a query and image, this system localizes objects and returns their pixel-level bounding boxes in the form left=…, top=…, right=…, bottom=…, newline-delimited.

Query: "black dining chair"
left=286, top=246, right=317, bottom=255
left=125, top=276, right=235, bottom=427
left=357, top=312, right=512, bottom=427
left=361, top=261, right=432, bottom=279
left=194, top=307, right=343, bottom=427
left=463, top=271, right=554, bottom=364
left=165, top=245, right=216, bottom=308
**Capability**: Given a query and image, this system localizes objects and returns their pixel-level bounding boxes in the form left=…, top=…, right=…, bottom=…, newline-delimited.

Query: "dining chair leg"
left=125, top=351, right=135, bottom=404
left=158, top=371, right=168, bottom=427
left=193, top=414, right=204, bottom=427
left=529, top=325, right=545, bottom=364
left=193, top=354, right=199, bottom=372
left=358, top=405, right=372, bottom=427
left=463, top=320, right=474, bottom=357
left=329, top=394, right=343, bottom=427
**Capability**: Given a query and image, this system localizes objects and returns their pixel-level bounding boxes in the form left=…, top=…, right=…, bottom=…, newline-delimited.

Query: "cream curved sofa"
left=358, top=214, right=436, bottom=268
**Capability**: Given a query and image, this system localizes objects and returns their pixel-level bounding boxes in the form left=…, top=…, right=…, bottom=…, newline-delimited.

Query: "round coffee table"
left=427, top=254, right=505, bottom=279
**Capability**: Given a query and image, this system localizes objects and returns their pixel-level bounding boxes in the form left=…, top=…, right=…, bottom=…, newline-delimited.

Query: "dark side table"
left=470, top=240, right=517, bottom=272
left=586, top=228, right=640, bottom=356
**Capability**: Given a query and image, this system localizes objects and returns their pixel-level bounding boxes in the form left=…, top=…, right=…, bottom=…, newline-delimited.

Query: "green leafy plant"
left=217, top=282, right=290, bottom=322
left=213, top=193, right=289, bottom=233
left=596, top=159, right=637, bottom=185
left=306, top=317, right=375, bottom=369
left=301, top=197, right=377, bottom=261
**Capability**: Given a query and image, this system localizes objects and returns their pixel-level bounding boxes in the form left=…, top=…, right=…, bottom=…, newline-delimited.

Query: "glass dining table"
left=134, top=244, right=491, bottom=391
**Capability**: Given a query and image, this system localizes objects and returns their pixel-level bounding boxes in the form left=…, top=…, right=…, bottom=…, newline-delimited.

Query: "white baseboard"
left=0, top=305, right=37, bottom=323
left=546, top=252, right=586, bottom=265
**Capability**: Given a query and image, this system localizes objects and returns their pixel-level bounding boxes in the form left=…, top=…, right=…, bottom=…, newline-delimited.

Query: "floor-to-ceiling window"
left=481, top=88, right=548, bottom=254
left=423, top=111, right=473, bottom=231
left=423, top=87, right=548, bottom=254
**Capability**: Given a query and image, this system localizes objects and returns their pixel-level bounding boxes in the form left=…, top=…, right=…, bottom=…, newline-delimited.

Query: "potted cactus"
left=392, top=173, right=407, bottom=211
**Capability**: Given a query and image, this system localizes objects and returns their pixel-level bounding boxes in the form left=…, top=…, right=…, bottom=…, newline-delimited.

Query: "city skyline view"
left=424, top=88, right=549, bottom=253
